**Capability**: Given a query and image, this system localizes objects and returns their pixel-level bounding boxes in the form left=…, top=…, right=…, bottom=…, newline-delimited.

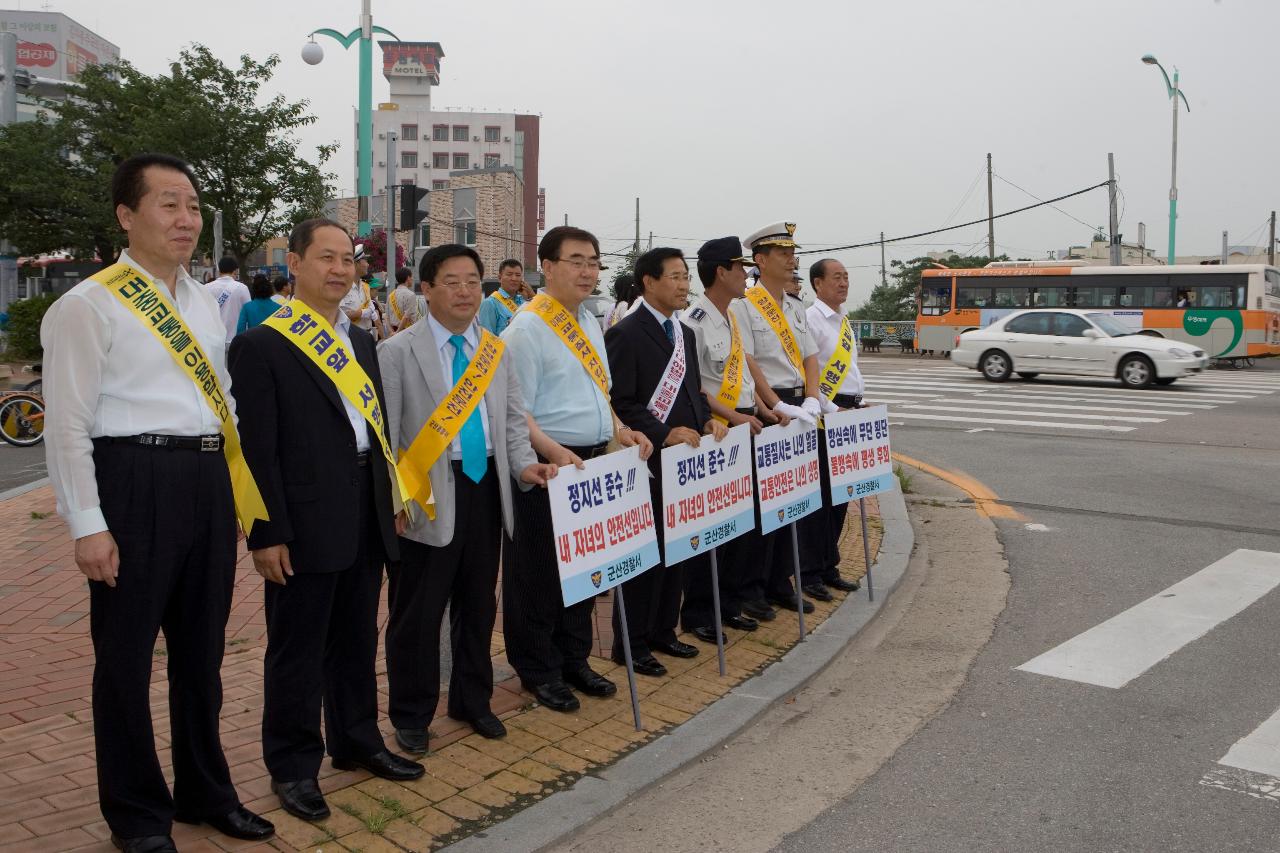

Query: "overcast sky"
left=35, top=0, right=1280, bottom=303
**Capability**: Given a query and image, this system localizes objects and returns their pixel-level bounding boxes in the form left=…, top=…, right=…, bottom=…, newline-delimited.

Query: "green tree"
left=0, top=45, right=335, bottom=269
left=849, top=252, right=1008, bottom=320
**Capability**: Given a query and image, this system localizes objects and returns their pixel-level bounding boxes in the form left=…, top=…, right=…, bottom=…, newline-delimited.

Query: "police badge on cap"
left=744, top=221, right=800, bottom=250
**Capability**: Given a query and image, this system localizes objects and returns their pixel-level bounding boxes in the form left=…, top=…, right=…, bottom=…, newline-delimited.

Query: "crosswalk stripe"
left=887, top=412, right=1135, bottom=432
left=1220, top=707, right=1280, bottom=778
left=931, top=397, right=1193, bottom=416
left=1016, top=549, right=1280, bottom=689
left=899, top=404, right=1164, bottom=424
left=971, top=390, right=1218, bottom=409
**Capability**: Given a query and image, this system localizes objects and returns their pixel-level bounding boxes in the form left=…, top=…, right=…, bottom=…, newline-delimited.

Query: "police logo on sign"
left=846, top=485, right=855, bottom=497
left=591, top=570, right=603, bottom=589
left=690, top=536, right=700, bottom=551
left=776, top=509, right=785, bottom=523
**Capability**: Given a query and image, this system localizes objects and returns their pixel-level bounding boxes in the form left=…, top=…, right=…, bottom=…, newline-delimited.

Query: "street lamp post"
left=1141, top=54, right=1191, bottom=265
left=303, top=0, right=401, bottom=237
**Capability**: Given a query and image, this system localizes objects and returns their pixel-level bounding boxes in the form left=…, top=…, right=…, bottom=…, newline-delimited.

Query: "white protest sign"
left=659, top=423, right=756, bottom=566
left=548, top=445, right=660, bottom=606
left=753, top=418, right=821, bottom=534
left=824, top=404, right=894, bottom=506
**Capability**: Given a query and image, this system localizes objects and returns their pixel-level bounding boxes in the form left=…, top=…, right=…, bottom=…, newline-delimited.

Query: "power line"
left=993, top=173, right=1099, bottom=231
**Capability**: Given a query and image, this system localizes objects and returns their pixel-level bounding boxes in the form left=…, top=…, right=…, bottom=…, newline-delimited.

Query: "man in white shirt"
left=206, top=256, right=250, bottom=346
left=803, top=258, right=864, bottom=597
left=40, top=154, right=274, bottom=852
left=340, top=243, right=375, bottom=333
left=385, top=267, right=421, bottom=334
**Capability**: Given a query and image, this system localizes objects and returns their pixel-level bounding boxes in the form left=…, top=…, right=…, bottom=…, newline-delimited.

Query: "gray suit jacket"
left=378, top=317, right=537, bottom=546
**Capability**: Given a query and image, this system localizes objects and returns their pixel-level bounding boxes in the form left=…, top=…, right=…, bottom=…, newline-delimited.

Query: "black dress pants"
left=386, top=459, right=500, bottom=729
left=800, top=430, right=837, bottom=587
left=765, top=391, right=823, bottom=599
left=612, top=471, right=690, bottom=660
left=89, top=440, right=239, bottom=838
left=261, top=466, right=386, bottom=782
left=502, top=478, right=596, bottom=686
left=682, top=520, right=762, bottom=629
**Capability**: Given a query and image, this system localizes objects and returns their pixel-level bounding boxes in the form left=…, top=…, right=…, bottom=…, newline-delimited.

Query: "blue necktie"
left=662, top=318, right=674, bottom=342
left=449, top=334, right=487, bottom=483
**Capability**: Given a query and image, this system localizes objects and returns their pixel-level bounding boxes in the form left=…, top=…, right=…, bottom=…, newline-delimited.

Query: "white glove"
left=801, top=396, right=823, bottom=419
left=818, top=395, right=839, bottom=415
left=773, top=400, right=814, bottom=424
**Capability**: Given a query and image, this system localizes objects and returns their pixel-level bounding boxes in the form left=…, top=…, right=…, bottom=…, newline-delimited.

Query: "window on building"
left=401, top=124, right=418, bottom=141
left=419, top=224, right=430, bottom=246
left=453, top=124, right=469, bottom=142
left=453, top=153, right=469, bottom=170
left=455, top=221, right=477, bottom=245
left=401, top=151, right=417, bottom=169
left=432, top=179, right=447, bottom=191
left=484, top=153, right=500, bottom=168
left=484, top=125, right=501, bottom=143
left=433, top=152, right=449, bottom=169
left=401, top=178, right=415, bottom=185
left=271, top=248, right=286, bottom=265
left=433, top=124, right=448, bottom=141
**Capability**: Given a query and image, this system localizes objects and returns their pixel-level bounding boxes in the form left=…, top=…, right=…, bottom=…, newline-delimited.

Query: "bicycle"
left=0, top=390, right=45, bottom=447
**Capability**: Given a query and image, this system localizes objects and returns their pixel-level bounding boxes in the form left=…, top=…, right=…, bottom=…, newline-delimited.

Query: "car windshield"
left=1085, top=313, right=1133, bottom=337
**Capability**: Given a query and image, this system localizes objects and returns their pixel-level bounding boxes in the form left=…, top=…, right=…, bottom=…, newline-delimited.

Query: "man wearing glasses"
left=501, top=226, right=652, bottom=712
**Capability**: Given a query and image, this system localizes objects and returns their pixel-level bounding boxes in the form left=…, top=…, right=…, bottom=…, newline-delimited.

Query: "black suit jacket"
left=229, top=319, right=399, bottom=573
left=605, top=306, right=711, bottom=469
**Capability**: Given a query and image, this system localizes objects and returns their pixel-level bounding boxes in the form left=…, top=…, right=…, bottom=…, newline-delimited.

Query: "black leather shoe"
left=691, top=625, right=727, bottom=645
left=450, top=711, right=507, bottom=739
left=768, top=594, right=815, bottom=614
left=802, top=583, right=834, bottom=602
left=825, top=576, right=861, bottom=592
left=110, top=835, right=177, bottom=853
left=722, top=614, right=759, bottom=632
left=741, top=599, right=778, bottom=622
left=563, top=666, right=617, bottom=697
left=525, top=680, right=580, bottom=712
left=176, top=805, right=274, bottom=841
left=652, top=639, right=699, bottom=659
left=271, top=778, right=330, bottom=822
left=332, top=750, right=425, bottom=781
left=619, top=653, right=667, bottom=677
left=394, top=727, right=429, bottom=755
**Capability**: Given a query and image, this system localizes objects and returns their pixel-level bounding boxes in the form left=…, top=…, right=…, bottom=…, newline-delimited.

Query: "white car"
left=951, top=309, right=1210, bottom=388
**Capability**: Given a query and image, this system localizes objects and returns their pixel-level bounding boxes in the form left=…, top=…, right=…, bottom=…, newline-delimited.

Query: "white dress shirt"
left=330, top=310, right=372, bottom=453
left=636, top=296, right=684, bottom=349
left=206, top=275, right=250, bottom=344
left=41, top=249, right=234, bottom=539
left=340, top=280, right=374, bottom=330
left=683, top=294, right=756, bottom=409
left=806, top=299, right=865, bottom=397
left=743, top=283, right=819, bottom=389
left=425, top=314, right=493, bottom=458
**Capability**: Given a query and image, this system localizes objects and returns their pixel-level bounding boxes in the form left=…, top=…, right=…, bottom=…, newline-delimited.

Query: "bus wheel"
left=1119, top=355, right=1155, bottom=388
left=1154, top=377, right=1177, bottom=386
left=980, top=350, right=1012, bottom=382
left=1016, top=372, right=1039, bottom=380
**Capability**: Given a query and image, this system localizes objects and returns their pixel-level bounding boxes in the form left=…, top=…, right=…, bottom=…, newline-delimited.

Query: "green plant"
left=5, top=294, right=58, bottom=358
left=893, top=463, right=914, bottom=494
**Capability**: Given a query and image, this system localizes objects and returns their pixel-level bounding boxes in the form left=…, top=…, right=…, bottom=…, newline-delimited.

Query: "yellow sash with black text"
left=388, top=288, right=416, bottom=330
left=260, top=304, right=412, bottom=509
left=492, top=290, right=520, bottom=315
left=818, top=315, right=855, bottom=402
left=96, top=263, right=270, bottom=534
left=745, top=285, right=803, bottom=374
left=525, top=292, right=611, bottom=403
left=396, top=329, right=504, bottom=517
left=712, top=312, right=746, bottom=423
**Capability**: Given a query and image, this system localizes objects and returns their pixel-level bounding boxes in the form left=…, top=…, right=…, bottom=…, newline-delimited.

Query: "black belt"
left=355, top=450, right=370, bottom=467
left=772, top=386, right=804, bottom=399
left=450, top=456, right=496, bottom=472
left=735, top=406, right=758, bottom=417
left=105, top=433, right=223, bottom=452
left=556, top=442, right=609, bottom=461
left=833, top=393, right=864, bottom=409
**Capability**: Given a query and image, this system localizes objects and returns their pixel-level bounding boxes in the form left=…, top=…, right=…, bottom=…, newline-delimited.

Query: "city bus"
left=916, top=263, right=1280, bottom=360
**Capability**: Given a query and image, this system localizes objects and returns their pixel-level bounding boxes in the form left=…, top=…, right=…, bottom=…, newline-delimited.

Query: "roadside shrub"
left=4, top=294, right=58, bottom=358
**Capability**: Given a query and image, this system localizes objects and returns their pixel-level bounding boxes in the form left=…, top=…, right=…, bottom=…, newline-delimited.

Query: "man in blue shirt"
left=476, top=258, right=527, bottom=335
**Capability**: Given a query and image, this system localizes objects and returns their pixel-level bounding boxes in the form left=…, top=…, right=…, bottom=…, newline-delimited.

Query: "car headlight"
left=1169, top=347, right=1190, bottom=358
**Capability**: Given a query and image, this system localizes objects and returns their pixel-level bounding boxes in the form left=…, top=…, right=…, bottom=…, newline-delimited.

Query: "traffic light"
left=398, top=185, right=429, bottom=232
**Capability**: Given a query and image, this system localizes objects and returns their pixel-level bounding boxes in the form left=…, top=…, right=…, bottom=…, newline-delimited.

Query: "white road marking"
left=973, top=390, right=1217, bottom=409
left=1220, top=707, right=1280, bottom=778
left=887, top=412, right=1135, bottom=432
left=931, top=397, right=1193, bottom=416
left=899, top=404, right=1164, bottom=424
left=1016, top=549, right=1280, bottom=689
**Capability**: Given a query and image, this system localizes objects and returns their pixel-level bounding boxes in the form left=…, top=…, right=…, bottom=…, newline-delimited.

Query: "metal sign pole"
left=790, top=523, right=806, bottom=640
left=708, top=547, right=726, bottom=676
left=858, top=497, right=874, bottom=601
left=613, top=585, right=643, bottom=731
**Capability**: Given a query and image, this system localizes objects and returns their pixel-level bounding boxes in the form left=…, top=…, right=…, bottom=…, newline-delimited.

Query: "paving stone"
left=458, top=780, right=514, bottom=809
left=405, top=804, right=460, bottom=837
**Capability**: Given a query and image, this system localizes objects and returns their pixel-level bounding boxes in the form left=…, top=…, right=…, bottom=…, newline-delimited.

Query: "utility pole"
left=386, top=130, right=397, bottom=283
left=213, top=211, right=224, bottom=263
left=879, top=232, right=887, bottom=287
left=563, top=213, right=568, bottom=227
left=0, top=32, right=17, bottom=126
left=1221, top=231, right=1228, bottom=265
left=1107, top=153, right=1121, bottom=266
left=986, top=153, right=995, bottom=259
left=1138, top=222, right=1146, bottom=265
left=634, top=197, right=641, bottom=257
left=647, top=231, right=653, bottom=251
left=1269, top=211, right=1275, bottom=266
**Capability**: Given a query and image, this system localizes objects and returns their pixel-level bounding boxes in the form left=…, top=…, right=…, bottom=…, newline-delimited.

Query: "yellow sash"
left=492, top=290, right=519, bottom=315
left=819, top=315, right=856, bottom=402
left=397, top=329, right=504, bottom=516
left=261, top=304, right=411, bottom=508
left=525, top=292, right=611, bottom=403
left=746, top=286, right=803, bottom=374
left=96, top=263, right=270, bottom=534
left=713, top=312, right=746, bottom=423
left=389, top=288, right=415, bottom=330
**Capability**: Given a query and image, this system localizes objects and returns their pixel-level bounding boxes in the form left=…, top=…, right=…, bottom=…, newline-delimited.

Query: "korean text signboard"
left=659, top=424, right=756, bottom=565
left=549, top=445, right=660, bottom=606
left=754, top=419, right=821, bottom=534
left=823, top=405, right=894, bottom=506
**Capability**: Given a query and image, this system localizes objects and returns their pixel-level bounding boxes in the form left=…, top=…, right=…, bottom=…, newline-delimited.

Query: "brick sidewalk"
left=0, top=484, right=881, bottom=852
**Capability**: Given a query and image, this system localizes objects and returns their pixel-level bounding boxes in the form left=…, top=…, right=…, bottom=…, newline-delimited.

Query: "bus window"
left=1266, top=270, right=1280, bottom=299
left=993, top=287, right=1031, bottom=308
left=1032, top=286, right=1069, bottom=307
left=1153, top=286, right=1173, bottom=307
left=1195, top=285, right=1235, bottom=308
left=957, top=286, right=993, bottom=308
left=1072, top=286, right=1118, bottom=307
left=921, top=284, right=951, bottom=316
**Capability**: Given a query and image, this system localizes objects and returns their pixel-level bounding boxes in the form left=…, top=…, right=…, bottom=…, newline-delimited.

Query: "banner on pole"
left=753, top=419, right=821, bottom=534
left=548, top=445, right=660, bottom=606
left=659, top=423, right=756, bottom=565
left=823, top=404, right=894, bottom=506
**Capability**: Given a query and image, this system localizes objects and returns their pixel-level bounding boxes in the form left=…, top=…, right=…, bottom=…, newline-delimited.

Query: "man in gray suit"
left=379, top=244, right=558, bottom=753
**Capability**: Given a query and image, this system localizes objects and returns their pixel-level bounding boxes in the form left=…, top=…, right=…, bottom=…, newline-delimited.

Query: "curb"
left=445, top=487, right=915, bottom=853
left=0, top=475, right=49, bottom=503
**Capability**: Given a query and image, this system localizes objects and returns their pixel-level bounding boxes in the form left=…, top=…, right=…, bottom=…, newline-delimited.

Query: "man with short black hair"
left=341, top=243, right=375, bottom=333
left=477, top=258, right=527, bottom=335
left=42, top=152, right=274, bottom=852
left=207, top=255, right=250, bottom=346
left=387, top=266, right=421, bottom=334
left=271, top=276, right=292, bottom=304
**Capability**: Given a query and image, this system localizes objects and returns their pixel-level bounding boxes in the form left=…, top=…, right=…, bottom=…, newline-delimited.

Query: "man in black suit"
left=605, top=247, right=728, bottom=677
left=229, top=218, right=423, bottom=824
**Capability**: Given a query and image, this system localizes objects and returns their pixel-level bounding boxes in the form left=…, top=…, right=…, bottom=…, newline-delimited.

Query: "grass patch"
left=893, top=463, right=914, bottom=494
left=340, top=801, right=395, bottom=835
left=376, top=796, right=407, bottom=820
left=29, top=511, right=51, bottom=520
